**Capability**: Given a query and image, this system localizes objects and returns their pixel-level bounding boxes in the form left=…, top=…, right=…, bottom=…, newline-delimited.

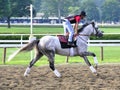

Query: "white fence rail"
left=0, top=34, right=120, bottom=64
left=0, top=40, right=28, bottom=48
left=88, top=40, right=120, bottom=47
left=88, top=40, right=120, bottom=61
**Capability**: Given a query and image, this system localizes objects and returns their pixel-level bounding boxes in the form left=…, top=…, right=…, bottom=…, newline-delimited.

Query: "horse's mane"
left=77, top=23, right=89, bottom=33
left=77, top=22, right=95, bottom=33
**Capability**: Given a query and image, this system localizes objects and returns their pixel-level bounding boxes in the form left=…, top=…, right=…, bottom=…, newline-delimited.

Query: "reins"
left=78, top=34, right=90, bottom=36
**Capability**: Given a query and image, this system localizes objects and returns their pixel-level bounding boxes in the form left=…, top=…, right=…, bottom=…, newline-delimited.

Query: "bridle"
left=91, top=22, right=99, bottom=37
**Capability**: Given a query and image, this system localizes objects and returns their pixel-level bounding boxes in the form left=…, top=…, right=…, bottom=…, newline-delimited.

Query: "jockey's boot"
left=67, top=41, right=75, bottom=46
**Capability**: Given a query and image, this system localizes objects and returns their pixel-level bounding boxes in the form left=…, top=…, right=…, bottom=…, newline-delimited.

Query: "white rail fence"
left=0, top=34, right=120, bottom=64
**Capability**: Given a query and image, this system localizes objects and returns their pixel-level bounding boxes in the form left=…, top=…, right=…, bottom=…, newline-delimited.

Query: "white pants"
left=63, top=19, right=74, bottom=42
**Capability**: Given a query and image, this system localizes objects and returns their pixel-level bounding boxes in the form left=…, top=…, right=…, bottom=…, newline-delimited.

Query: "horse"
left=8, top=21, right=103, bottom=77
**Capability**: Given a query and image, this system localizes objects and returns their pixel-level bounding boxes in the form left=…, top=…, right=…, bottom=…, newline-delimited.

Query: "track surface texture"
left=0, top=64, right=120, bottom=90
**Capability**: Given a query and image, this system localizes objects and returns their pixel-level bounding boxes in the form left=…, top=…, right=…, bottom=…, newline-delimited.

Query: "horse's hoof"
left=54, top=69, right=61, bottom=78
left=24, top=74, right=29, bottom=77
left=24, top=67, right=31, bottom=77
left=24, top=72, right=29, bottom=77
left=94, top=72, right=99, bottom=76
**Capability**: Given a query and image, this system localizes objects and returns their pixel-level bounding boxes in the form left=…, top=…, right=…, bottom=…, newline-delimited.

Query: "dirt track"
left=0, top=64, right=120, bottom=90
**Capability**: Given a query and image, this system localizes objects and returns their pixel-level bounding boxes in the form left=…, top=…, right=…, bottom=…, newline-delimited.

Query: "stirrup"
left=67, top=42, right=75, bottom=46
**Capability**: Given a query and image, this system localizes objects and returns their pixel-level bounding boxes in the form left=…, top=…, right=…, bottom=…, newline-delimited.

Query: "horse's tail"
left=7, top=40, right=39, bottom=62
left=19, top=40, right=39, bottom=52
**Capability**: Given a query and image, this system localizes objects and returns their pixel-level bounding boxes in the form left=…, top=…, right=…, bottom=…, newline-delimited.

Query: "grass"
left=0, top=25, right=120, bottom=34
left=0, top=26, right=63, bottom=34
left=101, top=27, right=120, bottom=33
left=0, top=46, right=120, bottom=66
left=0, top=25, right=120, bottom=66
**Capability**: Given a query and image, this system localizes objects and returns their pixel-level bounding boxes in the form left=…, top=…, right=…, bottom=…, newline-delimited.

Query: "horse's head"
left=91, top=21, right=103, bottom=38
left=78, top=21, right=103, bottom=38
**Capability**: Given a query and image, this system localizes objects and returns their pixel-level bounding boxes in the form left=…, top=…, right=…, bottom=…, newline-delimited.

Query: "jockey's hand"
left=74, top=33, right=78, bottom=37
left=65, top=32, right=69, bottom=37
left=74, top=31, right=78, bottom=35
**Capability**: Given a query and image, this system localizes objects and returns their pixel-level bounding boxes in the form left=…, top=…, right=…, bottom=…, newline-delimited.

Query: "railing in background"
left=0, top=33, right=120, bottom=64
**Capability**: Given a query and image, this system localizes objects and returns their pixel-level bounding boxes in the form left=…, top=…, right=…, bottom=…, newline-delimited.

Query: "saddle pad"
left=57, top=35, right=67, bottom=43
left=57, top=35, right=77, bottom=48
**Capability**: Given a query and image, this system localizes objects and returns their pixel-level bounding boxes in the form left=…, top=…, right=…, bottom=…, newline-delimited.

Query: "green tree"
left=0, top=0, right=33, bottom=28
left=40, top=0, right=58, bottom=18
left=33, top=0, right=41, bottom=12
left=67, top=0, right=81, bottom=15
left=101, top=0, right=120, bottom=22
left=40, top=0, right=87, bottom=23
left=80, top=0, right=100, bottom=21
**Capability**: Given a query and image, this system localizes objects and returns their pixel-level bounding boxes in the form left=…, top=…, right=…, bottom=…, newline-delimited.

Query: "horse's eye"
left=95, top=27, right=98, bottom=29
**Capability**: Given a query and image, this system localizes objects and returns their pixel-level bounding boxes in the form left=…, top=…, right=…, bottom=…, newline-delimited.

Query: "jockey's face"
left=81, top=15, right=86, bottom=19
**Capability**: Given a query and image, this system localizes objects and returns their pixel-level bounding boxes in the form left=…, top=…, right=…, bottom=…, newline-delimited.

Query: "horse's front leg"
left=82, top=56, right=98, bottom=75
left=81, top=51, right=98, bottom=69
left=24, top=52, right=43, bottom=76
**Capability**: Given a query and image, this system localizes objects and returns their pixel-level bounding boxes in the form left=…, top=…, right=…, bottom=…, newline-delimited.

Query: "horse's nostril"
left=97, top=33, right=103, bottom=37
left=101, top=31, right=104, bottom=33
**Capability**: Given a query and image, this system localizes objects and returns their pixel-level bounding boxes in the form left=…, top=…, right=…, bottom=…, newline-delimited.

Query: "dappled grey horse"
left=8, top=22, right=103, bottom=77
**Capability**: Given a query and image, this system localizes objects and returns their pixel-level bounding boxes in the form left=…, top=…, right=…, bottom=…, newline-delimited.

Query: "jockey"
left=63, top=11, right=86, bottom=46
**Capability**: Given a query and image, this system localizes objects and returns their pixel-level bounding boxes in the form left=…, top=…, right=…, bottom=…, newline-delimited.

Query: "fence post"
left=66, top=56, right=69, bottom=63
left=20, top=35, right=23, bottom=47
left=100, top=46, right=104, bottom=61
left=3, top=48, right=6, bottom=64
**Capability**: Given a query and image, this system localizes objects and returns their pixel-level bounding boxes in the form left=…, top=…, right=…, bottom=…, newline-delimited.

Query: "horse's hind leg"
left=46, top=50, right=61, bottom=77
left=24, top=52, right=43, bottom=76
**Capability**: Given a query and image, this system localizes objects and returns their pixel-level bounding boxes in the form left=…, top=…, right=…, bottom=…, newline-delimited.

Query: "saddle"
left=57, top=35, right=77, bottom=48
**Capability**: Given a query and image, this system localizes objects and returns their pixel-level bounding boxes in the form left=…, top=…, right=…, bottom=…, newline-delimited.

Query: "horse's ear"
left=91, top=21, right=95, bottom=27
